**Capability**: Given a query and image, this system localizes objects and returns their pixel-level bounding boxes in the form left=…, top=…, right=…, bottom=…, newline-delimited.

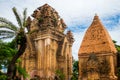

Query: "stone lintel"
left=57, top=56, right=65, bottom=62
left=39, top=27, right=65, bottom=36
left=78, top=52, right=116, bottom=58
left=34, top=33, right=64, bottom=41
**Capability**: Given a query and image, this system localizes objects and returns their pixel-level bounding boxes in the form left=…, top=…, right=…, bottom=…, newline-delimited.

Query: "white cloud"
left=72, top=30, right=86, bottom=60
left=0, top=0, right=120, bottom=60
left=109, top=22, right=120, bottom=45
left=1, top=0, right=120, bottom=26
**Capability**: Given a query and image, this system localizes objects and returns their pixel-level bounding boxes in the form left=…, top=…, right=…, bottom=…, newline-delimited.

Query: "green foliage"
left=56, top=69, right=65, bottom=80
left=23, top=8, right=27, bottom=27
left=17, top=66, right=29, bottom=78
left=0, top=40, right=29, bottom=79
left=0, top=7, right=27, bottom=40
left=0, top=75, right=7, bottom=80
left=117, top=67, right=120, bottom=76
left=71, top=60, right=79, bottom=80
left=0, top=71, right=7, bottom=79
left=71, top=72, right=78, bottom=80
left=0, top=40, right=17, bottom=70
left=116, top=45, right=120, bottom=52
left=0, top=17, right=18, bottom=31
left=73, top=61, right=79, bottom=73
left=113, top=40, right=117, bottom=44
left=38, top=17, right=43, bottom=23
left=12, top=7, right=23, bottom=28
left=16, top=31, right=26, bottom=44
left=113, top=40, right=120, bottom=52
left=113, top=40, right=120, bottom=77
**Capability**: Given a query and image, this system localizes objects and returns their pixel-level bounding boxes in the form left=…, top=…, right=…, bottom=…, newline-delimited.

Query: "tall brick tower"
left=78, top=15, right=117, bottom=80
left=21, top=4, right=74, bottom=80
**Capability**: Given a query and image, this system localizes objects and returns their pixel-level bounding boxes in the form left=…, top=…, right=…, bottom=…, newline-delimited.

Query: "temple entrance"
left=86, top=53, right=100, bottom=80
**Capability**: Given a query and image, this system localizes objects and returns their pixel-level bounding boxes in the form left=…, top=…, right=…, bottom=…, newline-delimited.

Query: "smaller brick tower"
left=78, top=15, right=117, bottom=80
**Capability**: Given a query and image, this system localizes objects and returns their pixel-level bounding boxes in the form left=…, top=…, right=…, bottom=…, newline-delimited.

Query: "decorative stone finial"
left=67, top=30, right=74, bottom=44
left=93, top=14, right=99, bottom=21
left=95, top=13, right=97, bottom=16
left=26, top=16, right=32, bottom=32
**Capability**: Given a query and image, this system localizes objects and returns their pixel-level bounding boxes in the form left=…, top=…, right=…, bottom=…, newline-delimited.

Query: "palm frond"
left=12, top=7, right=23, bottom=28
left=0, top=23, right=18, bottom=32
left=0, top=30, right=15, bottom=39
left=0, top=17, right=18, bottom=31
left=23, top=8, right=27, bottom=27
left=0, top=34, right=15, bottom=40
left=0, top=30, right=15, bottom=35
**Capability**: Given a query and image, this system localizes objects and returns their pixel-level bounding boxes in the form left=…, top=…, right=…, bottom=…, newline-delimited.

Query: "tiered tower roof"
left=78, top=15, right=117, bottom=55
left=31, top=4, right=66, bottom=32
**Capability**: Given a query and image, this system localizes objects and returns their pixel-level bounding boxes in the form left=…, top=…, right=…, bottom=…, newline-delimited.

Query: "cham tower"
left=21, top=4, right=74, bottom=80
left=78, top=15, right=117, bottom=80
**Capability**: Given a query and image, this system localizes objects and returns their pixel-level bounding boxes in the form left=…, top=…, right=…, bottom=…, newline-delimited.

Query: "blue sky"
left=0, top=0, right=120, bottom=59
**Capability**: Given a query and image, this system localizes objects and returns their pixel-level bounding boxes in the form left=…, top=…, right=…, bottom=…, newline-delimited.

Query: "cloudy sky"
left=0, top=0, right=120, bottom=60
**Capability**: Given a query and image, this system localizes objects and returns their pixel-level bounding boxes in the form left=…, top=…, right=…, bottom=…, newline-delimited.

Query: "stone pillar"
left=45, top=38, right=51, bottom=79
left=52, top=40, right=58, bottom=72
left=37, top=39, right=44, bottom=77
left=109, top=55, right=117, bottom=80
left=37, top=40, right=41, bottom=75
left=69, top=44, right=73, bottom=79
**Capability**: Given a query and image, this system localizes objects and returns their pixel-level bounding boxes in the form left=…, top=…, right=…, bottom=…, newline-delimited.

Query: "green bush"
left=0, top=75, right=7, bottom=80
left=56, top=70, right=65, bottom=80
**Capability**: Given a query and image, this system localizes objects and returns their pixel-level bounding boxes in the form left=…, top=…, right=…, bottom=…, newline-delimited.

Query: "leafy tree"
left=71, top=60, right=79, bottom=80
left=0, top=40, right=17, bottom=79
left=0, top=7, right=28, bottom=79
left=0, top=40, right=29, bottom=79
left=113, top=40, right=120, bottom=68
left=113, top=40, right=120, bottom=80
left=113, top=40, right=120, bottom=52
left=0, top=40, right=17, bottom=71
left=0, top=75, right=7, bottom=80
left=55, top=70, right=65, bottom=80
left=16, top=65, right=29, bottom=79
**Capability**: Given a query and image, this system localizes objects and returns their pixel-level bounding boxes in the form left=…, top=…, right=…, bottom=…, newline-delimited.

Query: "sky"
left=0, top=0, right=120, bottom=60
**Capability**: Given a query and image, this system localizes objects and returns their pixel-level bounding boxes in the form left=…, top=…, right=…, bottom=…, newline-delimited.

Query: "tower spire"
left=78, top=15, right=117, bottom=55
left=95, top=13, right=97, bottom=16
left=93, top=14, right=100, bottom=22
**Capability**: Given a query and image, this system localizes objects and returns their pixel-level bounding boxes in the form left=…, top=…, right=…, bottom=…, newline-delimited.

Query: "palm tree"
left=0, top=7, right=28, bottom=79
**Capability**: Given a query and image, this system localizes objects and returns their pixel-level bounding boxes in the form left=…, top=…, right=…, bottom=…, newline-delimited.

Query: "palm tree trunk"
left=7, top=35, right=27, bottom=80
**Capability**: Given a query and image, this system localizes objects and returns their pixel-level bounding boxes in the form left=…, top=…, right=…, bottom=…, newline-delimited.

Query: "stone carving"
left=21, top=4, right=74, bottom=80
left=87, top=54, right=99, bottom=80
left=31, top=4, right=67, bottom=33
left=26, top=16, right=31, bottom=32
left=98, top=57, right=111, bottom=75
left=66, top=30, right=74, bottom=45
